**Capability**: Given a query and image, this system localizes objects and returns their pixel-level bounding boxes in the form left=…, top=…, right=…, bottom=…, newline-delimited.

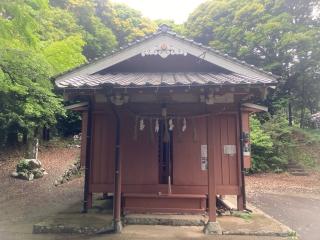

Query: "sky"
left=111, top=0, right=206, bottom=24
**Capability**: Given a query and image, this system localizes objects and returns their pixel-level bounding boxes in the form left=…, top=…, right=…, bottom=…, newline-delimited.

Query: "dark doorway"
left=158, top=120, right=173, bottom=184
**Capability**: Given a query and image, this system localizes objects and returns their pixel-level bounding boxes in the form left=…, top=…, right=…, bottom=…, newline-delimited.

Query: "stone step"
left=124, top=213, right=207, bottom=226
left=33, top=213, right=114, bottom=234
left=290, top=172, right=309, bottom=176
left=287, top=163, right=301, bottom=168
left=288, top=168, right=305, bottom=172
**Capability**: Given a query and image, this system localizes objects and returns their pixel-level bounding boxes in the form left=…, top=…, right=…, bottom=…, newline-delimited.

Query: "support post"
left=204, top=115, right=222, bottom=235
left=111, top=104, right=122, bottom=233
left=82, top=99, right=93, bottom=213
left=237, top=103, right=246, bottom=211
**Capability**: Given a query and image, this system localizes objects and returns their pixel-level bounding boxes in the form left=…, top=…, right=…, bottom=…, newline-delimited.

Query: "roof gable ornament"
left=141, top=43, right=188, bottom=58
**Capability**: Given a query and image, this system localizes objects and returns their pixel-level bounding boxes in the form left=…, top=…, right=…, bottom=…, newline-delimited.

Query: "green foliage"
left=250, top=114, right=293, bottom=172
left=154, top=19, right=186, bottom=35
left=0, top=0, right=159, bottom=145
left=250, top=113, right=320, bottom=173
left=0, top=49, right=65, bottom=146
left=56, top=111, right=82, bottom=137
left=250, top=116, right=277, bottom=172
left=16, top=159, right=31, bottom=172
left=43, top=35, right=86, bottom=75
left=232, top=211, right=252, bottom=221
left=292, top=127, right=320, bottom=144
left=185, top=0, right=320, bottom=126
left=100, top=2, right=157, bottom=45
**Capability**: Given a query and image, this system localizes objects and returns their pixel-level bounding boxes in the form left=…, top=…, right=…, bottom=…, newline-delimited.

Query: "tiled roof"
left=54, top=25, right=279, bottom=88
left=56, top=72, right=275, bottom=88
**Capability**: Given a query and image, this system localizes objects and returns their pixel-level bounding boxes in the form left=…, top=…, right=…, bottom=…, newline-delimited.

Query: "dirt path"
left=246, top=173, right=320, bottom=240
left=0, top=145, right=83, bottom=239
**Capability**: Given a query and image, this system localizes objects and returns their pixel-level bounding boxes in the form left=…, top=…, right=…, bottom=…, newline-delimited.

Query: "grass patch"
left=231, top=211, right=252, bottom=221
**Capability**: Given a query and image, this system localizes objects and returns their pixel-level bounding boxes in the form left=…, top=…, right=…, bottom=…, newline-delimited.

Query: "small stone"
left=33, top=169, right=44, bottom=179
left=28, top=173, right=34, bottom=181
left=27, top=159, right=42, bottom=169
left=11, top=171, right=18, bottom=177
left=18, top=171, right=29, bottom=180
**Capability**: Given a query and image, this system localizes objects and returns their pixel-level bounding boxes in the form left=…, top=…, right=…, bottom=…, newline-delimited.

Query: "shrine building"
left=55, top=25, right=277, bottom=233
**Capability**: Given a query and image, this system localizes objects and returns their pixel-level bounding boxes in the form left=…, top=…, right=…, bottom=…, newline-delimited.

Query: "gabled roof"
left=55, top=25, right=278, bottom=89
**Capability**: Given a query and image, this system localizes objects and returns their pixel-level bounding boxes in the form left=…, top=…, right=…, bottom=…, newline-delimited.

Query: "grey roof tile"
left=56, top=72, right=275, bottom=88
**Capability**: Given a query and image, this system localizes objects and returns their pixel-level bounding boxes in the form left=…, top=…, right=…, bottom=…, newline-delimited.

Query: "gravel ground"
left=246, top=172, right=320, bottom=240
left=246, top=172, right=320, bottom=196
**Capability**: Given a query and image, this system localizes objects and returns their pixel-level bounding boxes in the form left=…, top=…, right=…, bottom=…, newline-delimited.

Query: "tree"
left=97, top=2, right=157, bottom=45
left=0, top=49, right=64, bottom=146
left=154, top=19, right=186, bottom=35
left=185, top=0, right=320, bottom=126
left=49, top=0, right=118, bottom=59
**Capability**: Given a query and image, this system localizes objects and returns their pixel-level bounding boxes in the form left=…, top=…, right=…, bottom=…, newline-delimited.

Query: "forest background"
left=1, top=0, right=320, bottom=172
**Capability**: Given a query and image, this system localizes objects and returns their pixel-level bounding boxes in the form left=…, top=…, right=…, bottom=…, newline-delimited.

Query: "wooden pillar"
left=111, top=105, right=122, bottom=232
left=82, top=100, right=93, bottom=213
left=80, top=112, right=88, bottom=167
left=204, top=115, right=222, bottom=235
left=237, top=109, right=249, bottom=211
left=207, top=115, right=216, bottom=222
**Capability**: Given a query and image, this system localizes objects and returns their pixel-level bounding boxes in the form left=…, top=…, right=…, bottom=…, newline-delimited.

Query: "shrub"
left=249, top=113, right=293, bottom=173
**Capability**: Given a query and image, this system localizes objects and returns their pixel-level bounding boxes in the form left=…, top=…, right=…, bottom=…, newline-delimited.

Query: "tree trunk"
left=288, top=102, right=293, bottom=126
left=6, top=131, right=18, bottom=147
left=22, top=132, right=28, bottom=145
left=42, top=127, right=50, bottom=141
left=300, top=107, right=306, bottom=128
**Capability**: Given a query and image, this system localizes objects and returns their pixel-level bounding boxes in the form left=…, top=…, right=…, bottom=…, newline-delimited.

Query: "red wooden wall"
left=121, top=113, right=158, bottom=185
left=209, top=115, right=239, bottom=194
left=173, top=117, right=208, bottom=186
left=86, top=104, right=242, bottom=197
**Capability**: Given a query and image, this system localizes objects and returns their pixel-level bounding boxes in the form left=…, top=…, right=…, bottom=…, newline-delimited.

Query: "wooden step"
left=123, top=193, right=207, bottom=214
